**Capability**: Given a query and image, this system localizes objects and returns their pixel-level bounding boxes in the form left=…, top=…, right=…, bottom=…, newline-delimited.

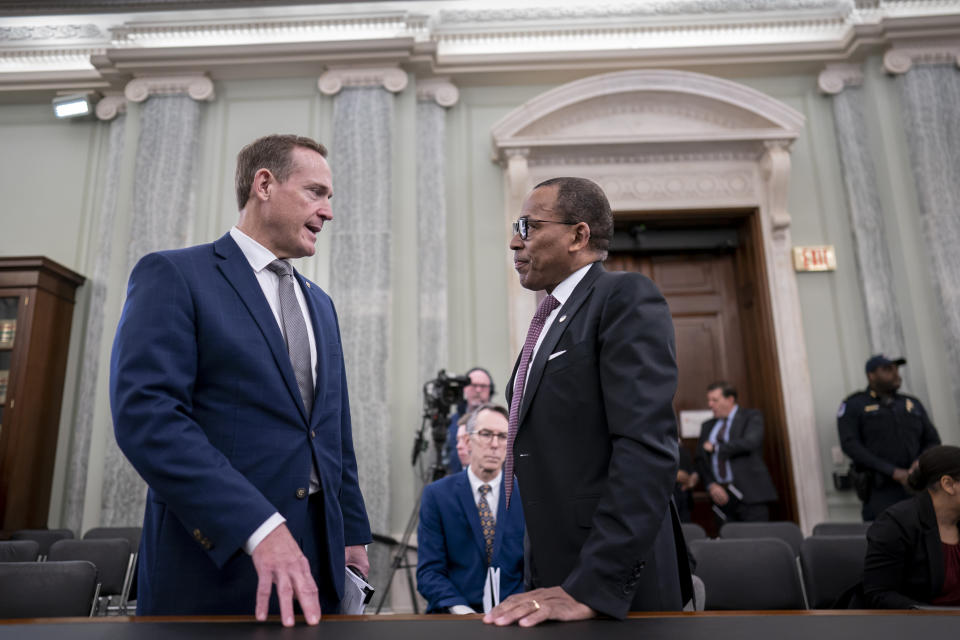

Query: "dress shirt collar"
left=549, top=262, right=593, bottom=307
left=467, top=466, right=502, bottom=500
left=230, top=226, right=288, bottom=273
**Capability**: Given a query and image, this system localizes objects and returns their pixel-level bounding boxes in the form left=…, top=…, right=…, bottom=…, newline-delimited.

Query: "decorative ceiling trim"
left=0, top=1, right=959, bottom=94
left=124, top=74, right=215, bottom=101
left=818, top=62, right=864, bottom=93
left=317, top=66, right=408, bottom=95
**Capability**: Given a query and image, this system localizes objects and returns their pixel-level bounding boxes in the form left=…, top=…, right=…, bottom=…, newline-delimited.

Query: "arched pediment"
left=491, top=69, right=804, bottom=160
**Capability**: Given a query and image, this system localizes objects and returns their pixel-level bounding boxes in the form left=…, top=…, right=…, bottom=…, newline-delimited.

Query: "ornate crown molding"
left=883, top=42, right=960, bottom=74
left=0, top=24, right=102, bottom=41
left=318, top=67, right=408, bottom=95
left=818, top=62, right=864, bottom=94
left=416, top=77, right=459, bottom=107
left=95, top=94, right=127, bottom=120
left=124, top=74, right=215, bottom=102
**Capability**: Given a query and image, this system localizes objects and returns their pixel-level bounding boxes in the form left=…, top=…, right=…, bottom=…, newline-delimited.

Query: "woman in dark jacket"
left=862, top=445, right=960, bottom=608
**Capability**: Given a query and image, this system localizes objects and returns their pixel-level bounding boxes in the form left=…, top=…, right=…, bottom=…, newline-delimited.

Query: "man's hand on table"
left=483, top=586, right=596, bottom=627
left=251, top=524, right=321, bottom=627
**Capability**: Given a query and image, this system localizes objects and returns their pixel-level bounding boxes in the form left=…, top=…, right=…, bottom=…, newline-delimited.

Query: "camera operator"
left=445, top=368, right=496, bottom=474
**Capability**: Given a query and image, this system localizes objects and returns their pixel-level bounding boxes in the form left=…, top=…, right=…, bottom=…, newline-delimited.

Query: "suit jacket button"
left=296, top=488, right=307, bottom=499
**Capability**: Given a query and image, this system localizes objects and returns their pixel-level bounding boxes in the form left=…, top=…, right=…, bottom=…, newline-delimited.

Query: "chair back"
left=0, top=560, right=98, bottom=618
left=811, top=522, right=869, bottom=537
left=9, top=529, right=74, bottom=559
left=83, top=527, right=142, bottom=549
left=689, top=537, right=805, bottom=610
left=799, top=535, right=868, bottom=609
left=681, top=522, right=707, bottom=541
left=48, top=539, right=131, bottom=596
left=719, top=521, right=804, bottom=556
left=0, top=540, right=40, bottom=562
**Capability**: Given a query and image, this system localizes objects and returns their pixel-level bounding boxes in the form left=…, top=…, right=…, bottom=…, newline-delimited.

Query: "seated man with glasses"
left=418, top=403, right=526, bottom=613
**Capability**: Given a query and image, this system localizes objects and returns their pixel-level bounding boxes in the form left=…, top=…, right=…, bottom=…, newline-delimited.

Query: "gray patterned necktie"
left=266, top=259, right=313, bottom=415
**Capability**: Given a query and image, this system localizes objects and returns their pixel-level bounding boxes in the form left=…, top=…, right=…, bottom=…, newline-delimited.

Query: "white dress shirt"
left=229, top=226, right=320, bottom=554
left=517, top=262, right=593, bottom=401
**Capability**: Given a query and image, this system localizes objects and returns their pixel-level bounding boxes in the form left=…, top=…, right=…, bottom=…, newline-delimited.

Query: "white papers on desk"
left=482, top=567, right=501, bottom=614
left=342, top=567, right=375, bottom=614
left=679, top=410, right=713, bottom=439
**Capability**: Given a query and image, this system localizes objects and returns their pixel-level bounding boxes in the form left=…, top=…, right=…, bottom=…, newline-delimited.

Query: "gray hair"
left=465, top=403, right=509, bottom=435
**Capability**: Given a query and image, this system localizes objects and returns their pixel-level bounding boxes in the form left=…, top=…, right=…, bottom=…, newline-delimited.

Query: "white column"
left=885, top=45, right=960, bottom=419
left=99, top=74, right=214, bottom=527
left=318, top=66, right=407, bottom=537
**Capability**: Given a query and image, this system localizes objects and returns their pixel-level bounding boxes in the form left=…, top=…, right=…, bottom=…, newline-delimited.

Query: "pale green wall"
left=0, top=59, right=954, bottom=535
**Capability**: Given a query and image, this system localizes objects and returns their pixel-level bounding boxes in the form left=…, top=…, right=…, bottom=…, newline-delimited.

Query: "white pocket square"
left=548, top=350, right=567, bottom=361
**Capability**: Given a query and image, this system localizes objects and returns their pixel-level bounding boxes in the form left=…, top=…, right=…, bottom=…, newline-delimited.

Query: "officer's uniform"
left=838, top=388, right=941, bottom=520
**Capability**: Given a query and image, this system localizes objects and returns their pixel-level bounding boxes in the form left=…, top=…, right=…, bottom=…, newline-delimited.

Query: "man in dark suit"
left=111, top=134, right=371, bottom=627
left=485, top=177, right=690, bottom=627
left=695, top=381, right=778, bottom=523
left=418, top=404, right=525, bottom=613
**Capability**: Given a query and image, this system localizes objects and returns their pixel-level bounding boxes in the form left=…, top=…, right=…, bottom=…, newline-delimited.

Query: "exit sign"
left=793, top=245, right=837, bottom=272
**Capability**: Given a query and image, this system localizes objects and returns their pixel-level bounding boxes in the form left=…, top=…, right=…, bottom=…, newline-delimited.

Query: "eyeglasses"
left=512, top=216, right=577, bottom=240
left=472, top=430, right=509, bottom=444
left=467, top=383, right=490, bottom=389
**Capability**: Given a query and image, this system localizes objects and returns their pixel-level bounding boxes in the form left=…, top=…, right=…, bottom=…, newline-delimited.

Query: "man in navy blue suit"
left=417, top=404, right=525, bottom=613
left=111, top=134, right=371, bottom=627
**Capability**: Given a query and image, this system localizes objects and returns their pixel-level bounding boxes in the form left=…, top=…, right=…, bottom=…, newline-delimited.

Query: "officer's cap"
left=865, top=354, right=906, bottom=374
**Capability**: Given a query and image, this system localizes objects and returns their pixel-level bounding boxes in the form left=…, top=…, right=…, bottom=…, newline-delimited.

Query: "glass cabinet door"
left=0, top=296, right=17, bottom=436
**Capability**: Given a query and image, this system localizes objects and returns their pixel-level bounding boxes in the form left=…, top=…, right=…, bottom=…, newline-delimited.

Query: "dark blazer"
left=506, top=261, right=687, bottom=619
left=110, top=233, right=371, bottom=615
left=416, top=471, right=525, bottom=612
left=862, top=491, right=946, bottom=608
left=694, top=408, right=778, bottom=504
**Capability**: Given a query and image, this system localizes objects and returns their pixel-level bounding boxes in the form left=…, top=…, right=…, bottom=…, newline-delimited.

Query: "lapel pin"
left=305, top=281, right=311, bottom=288
left=558, top=315, right=567, bottom=323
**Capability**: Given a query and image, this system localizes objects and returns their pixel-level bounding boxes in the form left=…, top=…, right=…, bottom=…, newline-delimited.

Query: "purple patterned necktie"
left=504, top=294, right=560, bottom=508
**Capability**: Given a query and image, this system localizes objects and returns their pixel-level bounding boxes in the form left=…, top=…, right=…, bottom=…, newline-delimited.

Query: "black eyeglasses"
left=512, top=216, right=577, bottom=240
left=472, top=430, right=509, bottom=444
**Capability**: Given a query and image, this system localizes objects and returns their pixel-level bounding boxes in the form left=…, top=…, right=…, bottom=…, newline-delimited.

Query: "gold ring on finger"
left=530, top=599, right=540, bottom=611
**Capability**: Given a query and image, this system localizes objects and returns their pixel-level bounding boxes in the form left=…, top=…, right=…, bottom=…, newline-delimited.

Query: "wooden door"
left=607, top=248, right=792, bottom=532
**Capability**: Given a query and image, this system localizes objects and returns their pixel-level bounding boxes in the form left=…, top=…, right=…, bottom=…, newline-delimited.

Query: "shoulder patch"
left=837, top=402, right=846, bottom=418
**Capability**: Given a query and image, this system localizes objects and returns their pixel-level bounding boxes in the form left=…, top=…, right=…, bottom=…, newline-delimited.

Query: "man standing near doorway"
left=695, top=381, right=778, bottom=524
left=838, top=355, right=941, bottom=520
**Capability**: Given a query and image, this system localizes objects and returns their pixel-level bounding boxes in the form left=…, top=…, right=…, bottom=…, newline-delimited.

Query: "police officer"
left=838, top=354, right=941, bottom=521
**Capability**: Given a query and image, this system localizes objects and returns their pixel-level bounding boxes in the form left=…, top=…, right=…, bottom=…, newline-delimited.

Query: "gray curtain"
left=416, top=100, right=449, bottom=385
left=329, top=87, right=394, bottom=536
left=831, top=86, right=906, bottom=358
left=62, top=114, right=126, bottom=534
left=100, top=95, right=202, bottom=526
left=899, top=64, right=960, bottom=418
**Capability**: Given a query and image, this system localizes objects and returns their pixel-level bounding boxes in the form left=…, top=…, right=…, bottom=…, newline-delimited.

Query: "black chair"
left=9, top=529, right=74, bottom=560
left=812, top=522, right=870, bottom=537
left=0, top=560, right=99, bottom=618
left=799, top=535, right=868, bottom=609
left=48, top=538, right=131, bottom=615
left=689, top=538, right=805, bottom=610
left=719, top=521, right=804, bottom=556
left=681, top=522, right=707, bottom=541
left=0, top=540, right=40, bottom=562
left=83, top=527, right=141, bottom=610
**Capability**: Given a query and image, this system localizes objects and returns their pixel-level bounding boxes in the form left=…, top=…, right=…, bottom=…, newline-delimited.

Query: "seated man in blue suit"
left=111, top=134, right=371, bottom=627
left=418, top=403, right=525, bottom=613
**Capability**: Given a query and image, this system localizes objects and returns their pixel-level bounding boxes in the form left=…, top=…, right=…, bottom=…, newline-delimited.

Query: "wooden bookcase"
left=0, top=257, right=84, bottom=532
